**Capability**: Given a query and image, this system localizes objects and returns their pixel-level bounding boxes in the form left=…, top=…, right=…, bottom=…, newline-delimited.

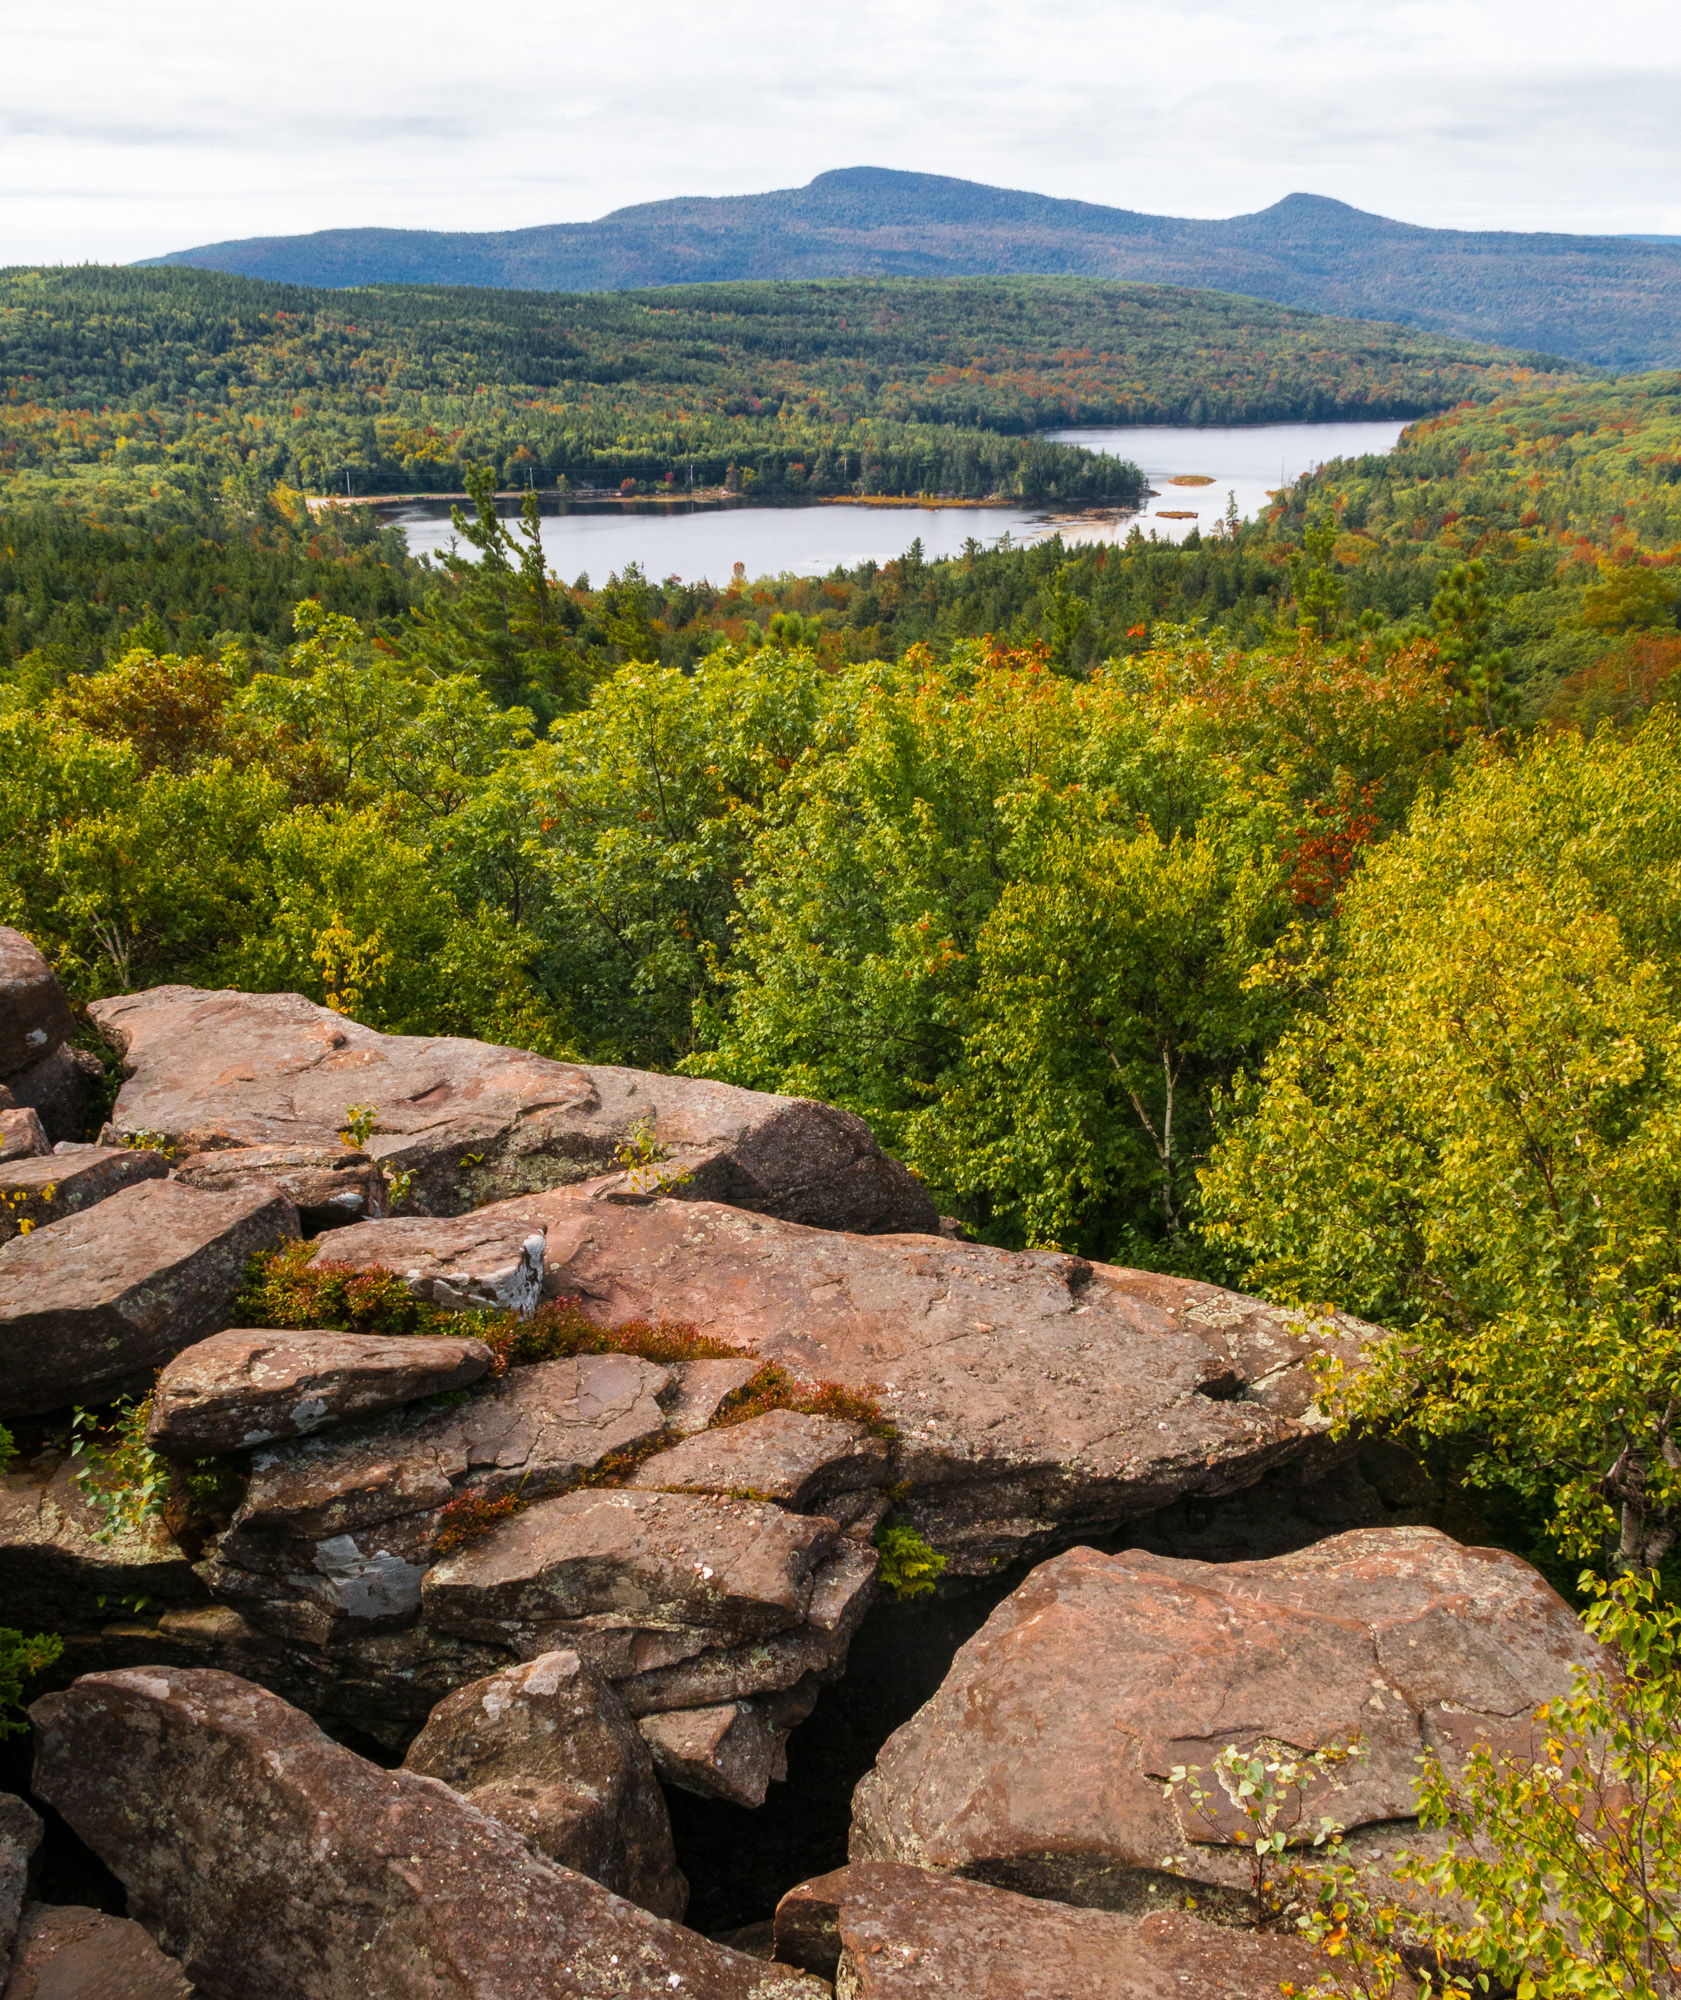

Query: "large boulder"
left=422, top=1488, right=876, bottom=1715
left=3, top=1902, right=194, bottom=2000
left=28, top=1667, right=829, bottom=2000
left=479, top=1195, right=1371, bottom=1574
left=171, top=1142, right=389, bottom=1232
left=0, top=1144, right=168, bottom=1247
left=401, top=1649, right=687, bottom=1921
left=773, top=1862, right=1326, bottom=1998
left=629, top=1411, right=889, bottom=1517
left=849, top=1527, right=1610, bottom=1912
left=3, top=1045, right=108, bottom=1147
left=146, top=1327, right=495, bottom=1457
left=203, top=1354, right=675, bottom=1643
left=308, top=1214, right=547, bottom=1316
left=88, top=985, right=937, bottom=1232
left=0, top=930, right=73, bottom=1081
left=0, top=1178, right=299, bottom=1418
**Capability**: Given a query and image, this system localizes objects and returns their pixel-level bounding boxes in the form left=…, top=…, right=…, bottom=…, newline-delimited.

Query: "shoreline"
left=309, top=487, right=1148, bottom=518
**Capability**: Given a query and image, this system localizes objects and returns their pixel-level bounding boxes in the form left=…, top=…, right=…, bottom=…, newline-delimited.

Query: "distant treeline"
left=0, top=265, right=1576, bottom=505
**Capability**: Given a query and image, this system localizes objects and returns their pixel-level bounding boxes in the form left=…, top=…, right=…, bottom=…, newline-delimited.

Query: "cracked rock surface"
left=0, top=1177, right=299, bottom=1418
left=849, top=1527, right=1611, bottom=1912
left=146, top=1326, right=494, bottom=1456
left=484, top=1194, right=1372, bottom=1572
left=29, top=1666, right=829, bottom=2000
left=89, top=984, right=937, bottom=1232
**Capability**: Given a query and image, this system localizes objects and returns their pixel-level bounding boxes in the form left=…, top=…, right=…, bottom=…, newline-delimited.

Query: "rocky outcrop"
left=3, top=1902, right=195, bottom=2000
left=309, top=1214, right=547, bottom=1316
left=88, top=985, right=937, bottom=1233
left=0, top=930, right=73, bottom=1081
left=146, top=1328, right=494, bottom=1456
left=0, top=1144, right=168, bottom=1247
left=0, top=1178, right=298, bottom=1418
left=849, top=1528, right=1610, bottom=1912
left=401, top=1649, right=687, bottom=1921
left=172, top=1142, right=389, bottom=1232
left=628, top=1411, right=889, bottom=1518
left=29, top=1667, right=829, bottom=2000
left=203, top=1354, right=675, bottom=1644
left=0, top=1795, right=42, bottom=1977
left=0, top=1108, right=49, bottom=1165
left=480, top=1194, right=1371, bottom=1574
left=423, top=1488, right=877, bottom=1719
left=638, top=1688, right=820, bottom=1810
left=773, top=1863, right=1326, bottom=1998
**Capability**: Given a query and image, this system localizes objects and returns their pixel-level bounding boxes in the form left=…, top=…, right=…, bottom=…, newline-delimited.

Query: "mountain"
left=145, top=168, right=1681, bottom=370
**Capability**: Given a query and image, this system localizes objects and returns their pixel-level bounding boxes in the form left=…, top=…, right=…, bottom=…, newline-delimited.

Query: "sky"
left=4, top=0, right=1679, bottom=267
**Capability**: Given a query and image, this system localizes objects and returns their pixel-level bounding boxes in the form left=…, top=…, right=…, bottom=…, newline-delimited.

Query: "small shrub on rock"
left=873, top=1522, right=947, bottom=1600
left=712, top=1361, right=895, bottom=1441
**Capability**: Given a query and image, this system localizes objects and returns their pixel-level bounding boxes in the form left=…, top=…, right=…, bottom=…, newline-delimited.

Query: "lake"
left=386, top=418, right=1412, bottom=583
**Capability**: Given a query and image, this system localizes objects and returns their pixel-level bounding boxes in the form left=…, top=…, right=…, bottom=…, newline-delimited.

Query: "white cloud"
left=2, top=0, right=1678, bottom=264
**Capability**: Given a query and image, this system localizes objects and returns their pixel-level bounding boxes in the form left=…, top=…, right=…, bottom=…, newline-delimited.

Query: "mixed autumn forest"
left=5, top=243, right=1681, bottom=1988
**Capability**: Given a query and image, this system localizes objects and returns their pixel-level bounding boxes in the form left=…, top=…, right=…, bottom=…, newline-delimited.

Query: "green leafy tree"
left=1203, top=714, right=1681, bottom=1573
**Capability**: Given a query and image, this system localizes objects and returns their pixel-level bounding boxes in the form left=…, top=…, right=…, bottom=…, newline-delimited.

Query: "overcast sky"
left=4, top=0, right=1678, bottom=267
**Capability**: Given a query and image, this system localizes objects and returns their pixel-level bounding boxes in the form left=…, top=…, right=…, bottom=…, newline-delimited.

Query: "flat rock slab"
left=631, top=1411, right=888, bottom=1512
left=481, top=1195, right=1372, bottom=1573
left=850, top=1527, right=1610, bottom=1912
left=0, top=1178, right=299, bottom=1418
left=172, top=1142, right=388, bottom=1231
left=0, top=1451, right=203, bottom=1631
left=664, top=1358, right=761, bottom=1436
left=147, top=1327, right=494, bottom=1456
left=309, top=1214, right=547, bottom=1316
left=774, top=1863, right=1326, bottom=1998
left=424, top=1488, right=839, bottom=1661
left=403, top=1649, right=687, bottom=1921
left=0, top=1145, right=167, bottom=1247
left=206, top=1354, right=674, bottom=1639
left=0, top=929, right=73, bottom=1080
left=4, top=1901, right=194, bottom=2000
left=0, top=1107, right=49, bottom=1165
left=89, top=983, right=936, bottom=1232
left=28, top=1667, right=829, bottom=2000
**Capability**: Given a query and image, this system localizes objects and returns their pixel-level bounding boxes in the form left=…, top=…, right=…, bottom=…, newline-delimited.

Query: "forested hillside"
left=1, top=264, right=1573, bottom=507
left=149, top=166, right=1681, bottom=368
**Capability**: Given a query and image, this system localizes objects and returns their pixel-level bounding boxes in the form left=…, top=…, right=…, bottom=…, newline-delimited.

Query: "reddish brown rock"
left=402, top=1649, right=687, bottom=1921
left=850, top=1528, right=1610, bottom=1912
left=0, top=1145, right=168, bottom=1247
left=478, top=1195, right=1370, bottom=1574
left=3, top=1046, right=107, bottom=1148
left=146, top=1328, right=494, bottom=1457
left=0, top=930, right=73, bottom=1081
left=774, top=1863, right=1327, bottom=1997
left=0, top=1108, right=49, bottom=1166
left=664, top=1359, right=762, bottom=1436
left=423, top=1488, right=840, bottom=1665
left=28, top=1667, right=829, bottom=1999
left=171, top=1142, right=389, bottom=1231
left=204, top=1354, right=674, bottom=1641
left=89, top=983, right=935, bottom=1231
left=309, top=1214, right=547, bottom=1315
left=630, top=1412, right=889, bottom=1512
left=3, top=1902, right=194, bottom=2000
left=638, top=1699, right=791, bottom=1809
left=0, top=1179, right=299, bottom=1418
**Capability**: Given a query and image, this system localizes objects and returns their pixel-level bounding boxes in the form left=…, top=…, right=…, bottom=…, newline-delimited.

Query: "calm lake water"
left=387, top=419, right=1411, bottom=583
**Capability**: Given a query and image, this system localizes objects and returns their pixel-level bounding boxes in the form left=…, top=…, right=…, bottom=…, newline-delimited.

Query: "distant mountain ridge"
left=146, top=167, right=1681, bottom=369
